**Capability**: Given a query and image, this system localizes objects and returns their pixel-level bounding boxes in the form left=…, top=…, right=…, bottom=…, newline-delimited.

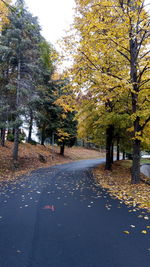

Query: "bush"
left=7, top=130, right=26, bottom=143
left=7, top=133, right=14, bottom=142
left=19, top=131, right=26, bottom=143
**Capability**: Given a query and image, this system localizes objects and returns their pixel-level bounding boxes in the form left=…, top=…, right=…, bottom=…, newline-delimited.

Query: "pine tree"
left=0, top=0, right=41, bottom=161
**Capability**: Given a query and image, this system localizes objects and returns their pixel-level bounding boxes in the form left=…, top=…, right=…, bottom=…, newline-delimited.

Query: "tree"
left=53, top=78, right=78, bottom=155
left=0, top=0, right=42, bottom=161
left=56, top=110, right=77, bottom=156
left=63, top=0, right=150, bottom=182
left=0, top=0, right=12, bottom=31
left=34, top=40, right=60, bottom=145
left=36, top=76, right=78, bottom=155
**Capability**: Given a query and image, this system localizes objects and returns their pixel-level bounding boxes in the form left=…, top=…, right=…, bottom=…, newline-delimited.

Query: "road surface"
left=0, top=158, right=150, bottom=267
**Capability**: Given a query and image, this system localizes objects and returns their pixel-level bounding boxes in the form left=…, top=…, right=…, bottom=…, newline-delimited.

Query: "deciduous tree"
left=63, top=0, right=150, bottom=183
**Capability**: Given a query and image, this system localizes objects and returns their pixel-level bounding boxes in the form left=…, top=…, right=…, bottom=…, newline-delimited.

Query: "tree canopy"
left=62, top=0, right=150, bottom=183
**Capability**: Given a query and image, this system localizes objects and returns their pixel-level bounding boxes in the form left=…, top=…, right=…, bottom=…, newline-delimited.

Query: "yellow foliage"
left=0, top=0, right=11, bottom=31
left=61, top=0, right=150, bottom=146
left=57, top=129, right=70, bottom=143
left=55, top=96, right=74, bottom=112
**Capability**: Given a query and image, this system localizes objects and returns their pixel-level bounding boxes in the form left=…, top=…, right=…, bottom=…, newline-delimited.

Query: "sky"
left=24, top=0, right=76, bottom=48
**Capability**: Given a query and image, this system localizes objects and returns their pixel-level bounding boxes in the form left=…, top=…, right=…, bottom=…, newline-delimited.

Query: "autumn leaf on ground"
left=123, top=231, right=130, bottom=234
left=141, top=230, right=147, bottom=234
left=0, top=142, right=104, bottom=183
left=94, top=161, right=150, bottom=213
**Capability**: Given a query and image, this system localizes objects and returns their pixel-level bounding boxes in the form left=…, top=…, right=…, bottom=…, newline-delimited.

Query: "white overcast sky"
left=24, top=0, right=76, bottom=47
left=12, top=0, right=150, bottom=51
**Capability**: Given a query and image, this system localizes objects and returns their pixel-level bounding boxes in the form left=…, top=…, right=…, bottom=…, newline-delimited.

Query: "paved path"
left=141, top=164, right=150, bottom=178
left=0, top=159, right=150, bottom=267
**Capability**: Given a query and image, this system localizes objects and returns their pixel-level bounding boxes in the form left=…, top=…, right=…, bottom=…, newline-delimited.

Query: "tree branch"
left=139, top=50, right=150, bottom=60
left=138, top=65, right=150, bottom=83
left=141, top=117, right=150, bottom=130
left=109, top=38, right=130, bottom=53
left=117, top=49, right=131, bottom=62
left=80, top=51, right=100, bottom=71
left=139, top=78, right=150, bottom=88
left=137, top=30, right=150, bottom=56
left=0, top=0, right=15, bottom=12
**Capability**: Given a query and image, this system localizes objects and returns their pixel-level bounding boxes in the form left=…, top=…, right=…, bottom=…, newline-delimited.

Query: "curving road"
left=0, top=159, right=150, bottom=267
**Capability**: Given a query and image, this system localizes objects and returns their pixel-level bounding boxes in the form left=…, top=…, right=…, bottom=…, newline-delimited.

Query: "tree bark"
left=27, top=108, right=33, bottom=143
left=117, top=137, right=120, bottom=161
left=111, top=142, right=114, bottom=164
left=131, top=139, right=141, bottom=184
left=122, top=150, right=125, bottom=160
left=12, top=59, right=21, bottom=162
left=60, top=143, right=65, bottom=156
left=41, top=126, right=45, bottom=145
left=129, top=33, right=141, bottom=183
left=13, top=128, right=19, bottom=161
left=105, top=125, right=114, bottom=171
left=1, top=128, right=6, bottom=147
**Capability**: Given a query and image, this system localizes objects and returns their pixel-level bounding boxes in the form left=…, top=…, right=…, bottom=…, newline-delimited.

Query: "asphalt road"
left=0, top=158, right=150, bottom=267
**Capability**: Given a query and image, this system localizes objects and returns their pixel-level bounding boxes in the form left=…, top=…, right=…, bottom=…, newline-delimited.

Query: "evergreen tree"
left=0, top=0, right=41, bottom=160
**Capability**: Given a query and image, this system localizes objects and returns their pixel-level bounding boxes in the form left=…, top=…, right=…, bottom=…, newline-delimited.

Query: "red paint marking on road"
left=43, top=205, right=55, bottom=211
left=52, top=205, right=55, bottom=212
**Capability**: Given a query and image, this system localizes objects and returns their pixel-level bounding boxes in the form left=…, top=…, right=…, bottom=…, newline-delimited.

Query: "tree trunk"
left=13, top=128, right=19, bottom=161
left=111, top=142, right=114, bottom=164
left=1, top=128, right=6, bottom=147
left=12, top=59, right=21, bottom=162
left=41, top=126, right=45, bottom=145
left=60, top=143, right=65, bottom=156
left=117, top=137, right=120, bottom=161
left=122, top=150, right=125, bottom=160
left=27, top=108, right=33, bottom=143
left=105, top=125, right=114, bottom=171
left=131, top=116, right=141, bottom=183
left=129, top=34, right=141, bottom=183
left=131, top=119, right=141, bottom=183
left=131, top=139, right=141, bottom=184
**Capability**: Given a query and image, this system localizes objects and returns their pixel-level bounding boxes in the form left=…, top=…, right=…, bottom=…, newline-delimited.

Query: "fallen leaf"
left=123, top=231, right=130, bottom=234
left=141, top=230, right=147, bottom=234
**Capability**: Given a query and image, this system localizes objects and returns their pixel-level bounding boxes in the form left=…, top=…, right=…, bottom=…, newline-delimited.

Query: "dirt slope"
left=0, top=142, right=104, bottom=182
